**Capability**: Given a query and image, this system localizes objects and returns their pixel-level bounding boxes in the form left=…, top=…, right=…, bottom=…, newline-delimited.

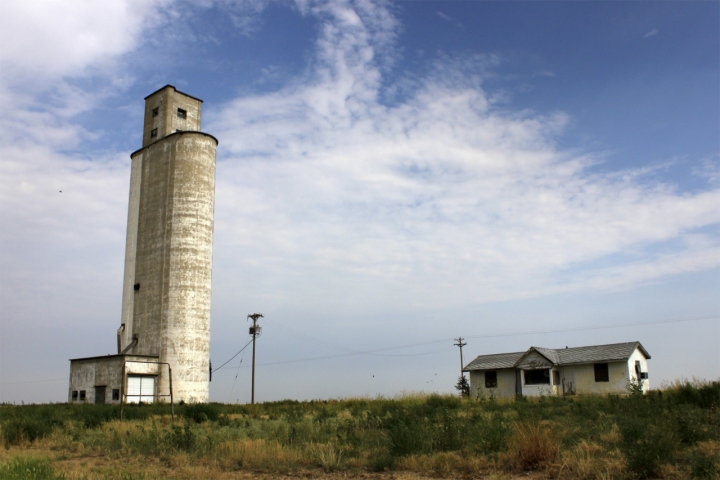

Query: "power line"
left=212, top=338, right=254, bottom=372
left=248, top=313, right=719, bottom=368
left=4, top=314, right=717, bottom=386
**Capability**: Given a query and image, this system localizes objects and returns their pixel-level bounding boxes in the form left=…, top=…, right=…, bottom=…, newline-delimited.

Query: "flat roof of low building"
left=69, top=353, right=159, bottom=362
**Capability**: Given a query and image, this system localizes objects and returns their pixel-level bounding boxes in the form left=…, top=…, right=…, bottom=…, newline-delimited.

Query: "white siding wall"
left=628, top=347, right=650, bottom=392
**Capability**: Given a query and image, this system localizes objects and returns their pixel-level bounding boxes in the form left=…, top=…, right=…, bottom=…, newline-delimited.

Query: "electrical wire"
left=228, top=334, right=251, bottom=403
left=212, top=338, right=254, bottom=372
left=250, top=313, right=719, bottom=367
left=2, top=314, right=717, bottom=385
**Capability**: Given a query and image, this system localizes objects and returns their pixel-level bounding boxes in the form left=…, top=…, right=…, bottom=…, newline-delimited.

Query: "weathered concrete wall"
left=142, top=86, right=202, bottom=147
left=120, top=153, right=143, bottom=350
left=126, top=131, right=216, bottom=403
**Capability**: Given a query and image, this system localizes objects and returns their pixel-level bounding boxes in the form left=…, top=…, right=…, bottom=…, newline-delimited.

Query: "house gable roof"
left=556, top=341, right=650, bottom=364
left=463, top=341, right=650, bottom=371
left=463, top=351, right=525, bottom=371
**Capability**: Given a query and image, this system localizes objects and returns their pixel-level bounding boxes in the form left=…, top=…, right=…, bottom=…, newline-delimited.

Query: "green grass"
left=1, top=380, right=719, bottom=479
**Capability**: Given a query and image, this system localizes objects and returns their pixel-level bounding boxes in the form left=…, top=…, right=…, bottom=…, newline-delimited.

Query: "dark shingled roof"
left=464, top=341, right=650, bottom=371
left=463, top=351, right=525, bottom=371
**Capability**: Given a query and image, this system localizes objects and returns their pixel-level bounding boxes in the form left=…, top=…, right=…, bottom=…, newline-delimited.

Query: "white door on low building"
left=126, top=375, right=155, bottom=403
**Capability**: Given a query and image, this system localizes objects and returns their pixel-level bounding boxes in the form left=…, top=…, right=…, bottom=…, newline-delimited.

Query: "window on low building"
left=72, top=391, right=78, bottom=401
left=79, top=390, right=86, bottom=401
left=127, top=375, right=155, bottom=403
left=177, top=108, right=187, bottom=119
left=485, top=371, right=497, bottom=388
left=594, top=363, right=609, bottom=382
left=524, top=369, right=550, bottom=385
left=553, top=370, right=560, bottom=386
left=112, top=389, right=120, bottom=401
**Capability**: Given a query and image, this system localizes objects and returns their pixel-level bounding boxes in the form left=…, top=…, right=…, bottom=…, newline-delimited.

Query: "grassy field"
left=1, top=379, right=718, bottom=479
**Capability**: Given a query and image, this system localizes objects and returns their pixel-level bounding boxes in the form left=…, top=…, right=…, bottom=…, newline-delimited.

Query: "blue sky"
left=0, top=0, right=718, bottom=403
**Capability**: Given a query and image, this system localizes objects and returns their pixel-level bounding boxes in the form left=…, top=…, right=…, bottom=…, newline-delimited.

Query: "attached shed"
left=464, top=341, right=650, bottom=399
left=68, top=354, right=164, bottom=404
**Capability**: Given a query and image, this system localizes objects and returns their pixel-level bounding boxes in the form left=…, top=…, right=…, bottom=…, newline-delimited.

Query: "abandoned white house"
left=463, top=341, right=650, bottom=399
left=68, top=86, right=218, bottom=405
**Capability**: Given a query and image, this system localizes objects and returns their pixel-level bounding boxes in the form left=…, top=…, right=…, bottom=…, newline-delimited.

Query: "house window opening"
left=177, top=108, right=187, bottom=119
left=79, top=390, right=86, bottom=401
left=71, top=391, right=78, bottom=401
left=152, top=107, right=159, bottom=117
left=127, top=375, right=155, bottom=403
left=112, top=389, right=120, bottom=401
left=150, top=128, right=158, bottom=138
left=524, top=369, right=550, bottom=385
left=553, top=370, right=560, bottom=386
left=485, top=371, right=497, bottom=388
left=134, top=283, right=140, bottom=291
left=594, top=363, right=609, bottom=382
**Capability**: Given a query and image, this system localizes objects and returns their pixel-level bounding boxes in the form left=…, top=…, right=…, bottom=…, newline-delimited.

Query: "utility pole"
left=247, top=313, right=263, bottom=404
left=454, top=337, right=467, bottom=373
left=454, top=337, right=469, bottom=397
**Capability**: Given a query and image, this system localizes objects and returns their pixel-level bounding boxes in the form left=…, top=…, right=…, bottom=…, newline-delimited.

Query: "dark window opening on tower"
left=134, top=283, right=140, bottom=291
left=150, top=128, right=158, bottom=138
left=594, top=363, right=609, bottom=382
left=177, top=108, right=187, bottom=119
left=72, top=391, right=78, bottom=401
left=112, top=389, right=120, bottom=401
left=152, top=107, right=159, bottom=117
left=79, top=390, right=86, bottom=401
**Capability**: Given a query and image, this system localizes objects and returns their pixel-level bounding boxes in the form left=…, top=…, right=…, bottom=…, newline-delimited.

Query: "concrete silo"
left=69, top=86, right=218, bottom=404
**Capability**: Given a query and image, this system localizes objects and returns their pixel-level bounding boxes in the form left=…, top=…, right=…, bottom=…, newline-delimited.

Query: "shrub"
left=0, top=457, right=64, bottom=480
left=691, top=451, right=719, bottom=480
left=1, top=418, right=54, bottom=445
left=508, top=421, right=559, bottom=470
left=167, top=422, right=197, bottom=451
left=619, top=417, right=678, bottom=478
left=182, top=403, right=219, bottom=423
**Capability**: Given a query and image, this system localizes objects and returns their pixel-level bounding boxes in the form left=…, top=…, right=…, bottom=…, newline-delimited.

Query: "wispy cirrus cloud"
left=206, top=0, right=720, bottom=310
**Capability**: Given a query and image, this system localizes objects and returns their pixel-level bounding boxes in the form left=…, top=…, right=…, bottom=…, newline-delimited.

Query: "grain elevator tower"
left=69, top=86, right=218, bottom=404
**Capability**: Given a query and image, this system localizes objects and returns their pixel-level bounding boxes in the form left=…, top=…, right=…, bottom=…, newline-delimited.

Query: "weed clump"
left=0, top=457, right=64, bottom=480
left=508, top=421, right=559, bottom=470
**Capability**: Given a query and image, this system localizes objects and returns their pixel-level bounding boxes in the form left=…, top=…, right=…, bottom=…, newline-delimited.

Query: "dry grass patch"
left=214, top=438, right=305, bottom=470
left=552, top=440, right=627, bottom=480
left=506, top=421, right=560, bottom=471
left=396, top=451, right=494, bottom=477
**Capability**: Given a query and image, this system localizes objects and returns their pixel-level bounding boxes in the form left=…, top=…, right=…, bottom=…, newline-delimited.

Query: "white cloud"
left=0, top=0, right=174, bottom=80
left=205, top=0, right=720, bottom=309
left=644, top=28, right=659, bottom=38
